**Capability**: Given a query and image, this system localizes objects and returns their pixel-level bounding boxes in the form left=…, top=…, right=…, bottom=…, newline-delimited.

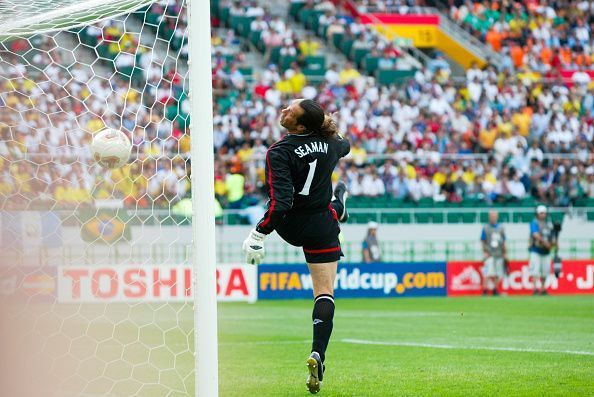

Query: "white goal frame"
left=188, top=0, right=219, bottom=396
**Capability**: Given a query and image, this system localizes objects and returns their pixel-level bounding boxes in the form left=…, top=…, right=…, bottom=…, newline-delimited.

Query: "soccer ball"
left=91, top=128, right=132, bottom=168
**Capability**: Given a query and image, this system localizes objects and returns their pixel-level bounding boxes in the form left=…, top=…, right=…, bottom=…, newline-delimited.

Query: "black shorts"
left=275, top=206, right=343, bottom=264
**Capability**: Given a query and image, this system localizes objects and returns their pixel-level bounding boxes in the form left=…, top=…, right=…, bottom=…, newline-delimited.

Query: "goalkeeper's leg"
left=305, top=260, right=338, bottom=394
left=331, top=180, right=349, bottom=222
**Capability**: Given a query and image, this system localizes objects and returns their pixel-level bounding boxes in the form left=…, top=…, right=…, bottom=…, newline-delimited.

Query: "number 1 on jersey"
left=298, top=159, right=317, bottom=195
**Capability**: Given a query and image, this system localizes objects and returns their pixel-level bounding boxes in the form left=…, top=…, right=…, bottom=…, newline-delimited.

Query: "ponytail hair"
left=318, top=114, right=339, bottom=139
left=297, top=99, right=339, bottom=139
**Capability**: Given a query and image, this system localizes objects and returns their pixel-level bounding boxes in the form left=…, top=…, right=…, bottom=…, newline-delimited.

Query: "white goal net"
left=0, top=1, right=211, bottom=395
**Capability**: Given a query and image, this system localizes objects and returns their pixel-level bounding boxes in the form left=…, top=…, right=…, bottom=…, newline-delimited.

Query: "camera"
left=553, top=255, right=562, bottom=278
left=552, top=222, right=562, bottom=236
left=552, top=222, right=562, bottom=278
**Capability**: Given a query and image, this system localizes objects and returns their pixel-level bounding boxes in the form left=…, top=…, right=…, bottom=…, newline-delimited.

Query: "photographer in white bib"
left=481, top=210, right=507, bottom=295
left=529, top=205, right=557, bottom=295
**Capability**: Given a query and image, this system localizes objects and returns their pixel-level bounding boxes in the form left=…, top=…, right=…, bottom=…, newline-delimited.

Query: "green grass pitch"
left=219, top=296, right=594, bottom=397
left=32, top=296, right=594, bottom=396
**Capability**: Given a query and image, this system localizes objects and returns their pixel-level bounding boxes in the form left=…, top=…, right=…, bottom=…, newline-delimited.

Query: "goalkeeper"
left=480, top=210, right=507, bottom=296
left=242, top=99, right=350, bottom=394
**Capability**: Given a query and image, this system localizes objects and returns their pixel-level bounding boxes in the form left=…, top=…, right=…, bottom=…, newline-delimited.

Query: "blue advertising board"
left=258, top=262, right=446, bottom=299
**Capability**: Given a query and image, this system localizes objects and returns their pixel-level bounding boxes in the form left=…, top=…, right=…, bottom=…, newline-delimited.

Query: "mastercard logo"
left=22, top=274, right=55, bottom=295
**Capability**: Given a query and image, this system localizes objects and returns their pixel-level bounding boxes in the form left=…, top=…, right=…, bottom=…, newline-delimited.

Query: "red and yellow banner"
left=361, top=12, right=486, bottom=69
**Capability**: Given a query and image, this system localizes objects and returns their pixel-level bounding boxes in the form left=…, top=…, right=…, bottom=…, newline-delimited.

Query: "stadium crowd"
left=210, top=0, right=594, bottom=208
left=1, top=0, right=594, bottom=212
left=450, top=0, right=594, bottom=73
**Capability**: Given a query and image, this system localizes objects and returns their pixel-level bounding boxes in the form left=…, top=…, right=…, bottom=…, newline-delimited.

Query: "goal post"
left=188, top=0, right=219, bottom=396
left=0, top=0, right=218, bottom=395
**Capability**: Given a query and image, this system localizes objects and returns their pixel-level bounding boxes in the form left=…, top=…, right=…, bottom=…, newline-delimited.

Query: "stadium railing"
left=5, top=204, right=593, bottom=225
left=52, top=238, right=594, bottom=265
left=219, top=206, right=593, bottom=225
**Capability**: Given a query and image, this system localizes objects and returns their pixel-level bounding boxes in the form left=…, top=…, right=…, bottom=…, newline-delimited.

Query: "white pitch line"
left=341, top=339, right=594, bottom=356
left=219, top=339, right=310, bottom=346
left=220, top=312, right=451, bottom=321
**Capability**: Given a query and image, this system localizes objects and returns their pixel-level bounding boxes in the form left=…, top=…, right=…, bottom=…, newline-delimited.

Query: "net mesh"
left=0, top=1, right=197, bottom=395
left=0, top=0, right=157, bottom=37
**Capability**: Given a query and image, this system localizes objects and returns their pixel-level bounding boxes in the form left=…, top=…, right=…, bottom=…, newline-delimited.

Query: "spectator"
left=287, top=65, right=307, bottom=94
left=245, top=1, right=264, bottom=18
left=391, top=168, right=409, bottom=200
left=298, top=34, right=320, bottom=58
left=262, top=26, right=283, bottom=62
left=348, top=140, right=367, bottom=167
left=228, top=65, right=246, bottom=90
left=280, top=39, right=297, bottom=57
left=478, top=121, right=498, bottom=152
left=229, top=1, right=244, bottom=16
left=324, top=63, right=340, bottom=86
left=583, top=168, right=594, bottom=198
left=450, top=109, right=471, bottom=134
left=250, top=15, right=268, bottom=32
left=508, top=172, right=527, bottom=200
left=275, top=71, right=294, bottom=95
left=338, top=62, right=361, bottom=86
left=427, top=53, right=451, bottom=76
left=362, top=170, right=385, bottom=197
left=269, top=15, right=286, bottom=35
left=350, top=172, right=365, bottom=197
left=261, top=63, right=280, bottom=86
left=466, top=61, right=484, bottom=82
left=225, top=169, right=245, bottom=209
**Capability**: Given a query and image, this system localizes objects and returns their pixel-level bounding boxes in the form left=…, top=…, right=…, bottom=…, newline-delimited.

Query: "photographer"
left=362, top=222, right=381, bottom=263
left=529, top=205, right=557, bottom=295
left=481, top=210, right=507, bottom=296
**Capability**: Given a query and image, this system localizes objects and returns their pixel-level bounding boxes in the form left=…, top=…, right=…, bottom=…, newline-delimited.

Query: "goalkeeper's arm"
left=243, top=147, right=293, bottom=265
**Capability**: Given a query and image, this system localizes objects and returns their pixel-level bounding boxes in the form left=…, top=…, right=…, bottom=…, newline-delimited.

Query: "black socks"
left=311, top=294, right=335, bottom=363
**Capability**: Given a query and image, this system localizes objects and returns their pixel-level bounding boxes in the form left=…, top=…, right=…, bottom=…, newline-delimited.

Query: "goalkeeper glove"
left=242, top=229, right=266, bottom=265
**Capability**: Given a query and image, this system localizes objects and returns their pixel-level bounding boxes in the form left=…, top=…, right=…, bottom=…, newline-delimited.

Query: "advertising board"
left=0, top=266, right=56, bottom=300
left=258, top=262, right=446, bottom=299
left=58, top=264, right=257, bottom=303
left=447, top=260, right=594, bottom=296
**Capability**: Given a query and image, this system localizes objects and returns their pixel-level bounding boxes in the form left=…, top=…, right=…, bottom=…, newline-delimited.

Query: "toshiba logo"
left=58, top=265, right=257, bottom=303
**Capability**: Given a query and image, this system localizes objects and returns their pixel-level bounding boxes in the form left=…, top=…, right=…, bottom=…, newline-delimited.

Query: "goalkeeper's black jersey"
left=256, top=133, right=350, bottom=235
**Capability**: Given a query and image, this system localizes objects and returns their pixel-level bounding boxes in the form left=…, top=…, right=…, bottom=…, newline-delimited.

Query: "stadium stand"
left=1, top=0, right=593, bottom=225
left=441, top=0, right=594, bottom=80
left=214, top=1, right=594, bottom=216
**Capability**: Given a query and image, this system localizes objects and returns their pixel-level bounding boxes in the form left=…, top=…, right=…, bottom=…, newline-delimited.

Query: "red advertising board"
left=553, top=260, right=594, bottom=294
left=447, top=261, right=484, bottom=296
left=447, top=260, right=594, bottom=296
